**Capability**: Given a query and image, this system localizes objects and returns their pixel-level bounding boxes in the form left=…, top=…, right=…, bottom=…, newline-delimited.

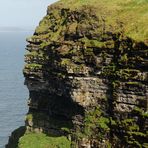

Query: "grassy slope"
left=53, top=0, right=148, bottom=44
left=18, top=133, right=71, bottom=148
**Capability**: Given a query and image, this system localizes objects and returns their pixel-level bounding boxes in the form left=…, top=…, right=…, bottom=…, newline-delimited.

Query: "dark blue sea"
left=0, top=31, right=31, bottom=147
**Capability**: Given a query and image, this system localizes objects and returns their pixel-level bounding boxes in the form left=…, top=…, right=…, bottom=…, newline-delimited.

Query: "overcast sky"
left=0, top=0, right=58, bottom=29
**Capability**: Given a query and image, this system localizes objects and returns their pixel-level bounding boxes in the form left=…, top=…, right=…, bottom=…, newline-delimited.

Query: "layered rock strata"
left=7, top=0, right=148, bottom=147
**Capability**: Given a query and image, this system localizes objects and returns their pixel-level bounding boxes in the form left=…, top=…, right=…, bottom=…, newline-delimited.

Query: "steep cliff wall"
left=7, top=0, right=148, bottom=147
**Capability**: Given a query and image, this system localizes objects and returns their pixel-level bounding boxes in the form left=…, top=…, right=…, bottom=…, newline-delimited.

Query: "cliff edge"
left=7, top=0, right=148, bottom=147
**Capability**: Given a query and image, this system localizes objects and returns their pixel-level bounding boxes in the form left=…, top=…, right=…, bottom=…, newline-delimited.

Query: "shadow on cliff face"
left=6, top=126, right=26, bottom=148
left=26, top=42, right=84, bottom=137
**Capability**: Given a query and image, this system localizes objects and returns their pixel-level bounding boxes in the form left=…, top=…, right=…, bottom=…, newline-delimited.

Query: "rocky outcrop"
left=7, top=0, right=148, bottom=147
left=6, top=127, right=26, bottom=148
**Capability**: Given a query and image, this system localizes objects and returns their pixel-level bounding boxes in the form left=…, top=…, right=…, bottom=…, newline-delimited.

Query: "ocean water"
left=0, top=31, right=31, bottom=147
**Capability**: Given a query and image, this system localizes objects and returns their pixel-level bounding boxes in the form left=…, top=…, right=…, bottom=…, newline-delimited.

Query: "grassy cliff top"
left=50, top=0, right=148, bottom=44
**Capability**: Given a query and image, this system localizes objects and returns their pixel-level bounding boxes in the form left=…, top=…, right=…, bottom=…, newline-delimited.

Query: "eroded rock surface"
left=7, top=0, right=148, bottom=147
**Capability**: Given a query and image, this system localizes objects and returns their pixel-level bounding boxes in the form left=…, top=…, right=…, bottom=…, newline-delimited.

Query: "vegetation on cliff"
left=54, top=0, right=148, bottom=44
left=18, top=133, right=71, bottom=148
left=7, top=0, right=148, bottom=147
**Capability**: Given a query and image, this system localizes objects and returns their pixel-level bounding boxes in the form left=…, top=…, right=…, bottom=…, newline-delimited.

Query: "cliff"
left=7, top=0, right=148, bottom=147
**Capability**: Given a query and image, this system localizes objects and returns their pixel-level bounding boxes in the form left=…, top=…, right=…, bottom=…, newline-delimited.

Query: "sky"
left=0, top=0, right=58, bottom=30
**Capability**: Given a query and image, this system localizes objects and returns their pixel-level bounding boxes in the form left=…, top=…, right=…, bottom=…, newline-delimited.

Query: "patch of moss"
left=60, top=58, right=87, bottom=74
left=117, top=69, right=140, bottom=80
left=114, top=114, right=148, bottom=147
left=80, top=38, right=105, bottom=48
left=25, top=114, right=33, bottom=121
left=51, top=25, right=63, bottom=41
left=143, top=143, right=148, bottom=148
left=25, top=64, right=42, bottom=70
left=133, top=107, right=148, bottom=118
left=75, top=107, right=110, bottom=141
left=67, top=22, right=78, bottom=33
left=35, top=16, right=51, bottom=34
left=18, top=133, right=71, bottom=148
left=120, top=53, right=128, bottom=65
left=101, top=64, right=116, bottom=77
left=40, top=41, right=51, bottom=49
left=25, top=51, right=45, bottom=59
left=126, top=81, right=140, bottom=85
left=61, top=58, right=72, bottom=66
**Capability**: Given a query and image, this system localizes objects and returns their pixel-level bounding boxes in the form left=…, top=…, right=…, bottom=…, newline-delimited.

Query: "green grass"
left=18, top=133, right=71, bottom=148
left=52, top=0, right=148, bottom=44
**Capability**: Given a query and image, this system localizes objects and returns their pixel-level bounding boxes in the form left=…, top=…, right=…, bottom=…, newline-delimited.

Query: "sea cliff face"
left=7, top=0, right=148, bottom=147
